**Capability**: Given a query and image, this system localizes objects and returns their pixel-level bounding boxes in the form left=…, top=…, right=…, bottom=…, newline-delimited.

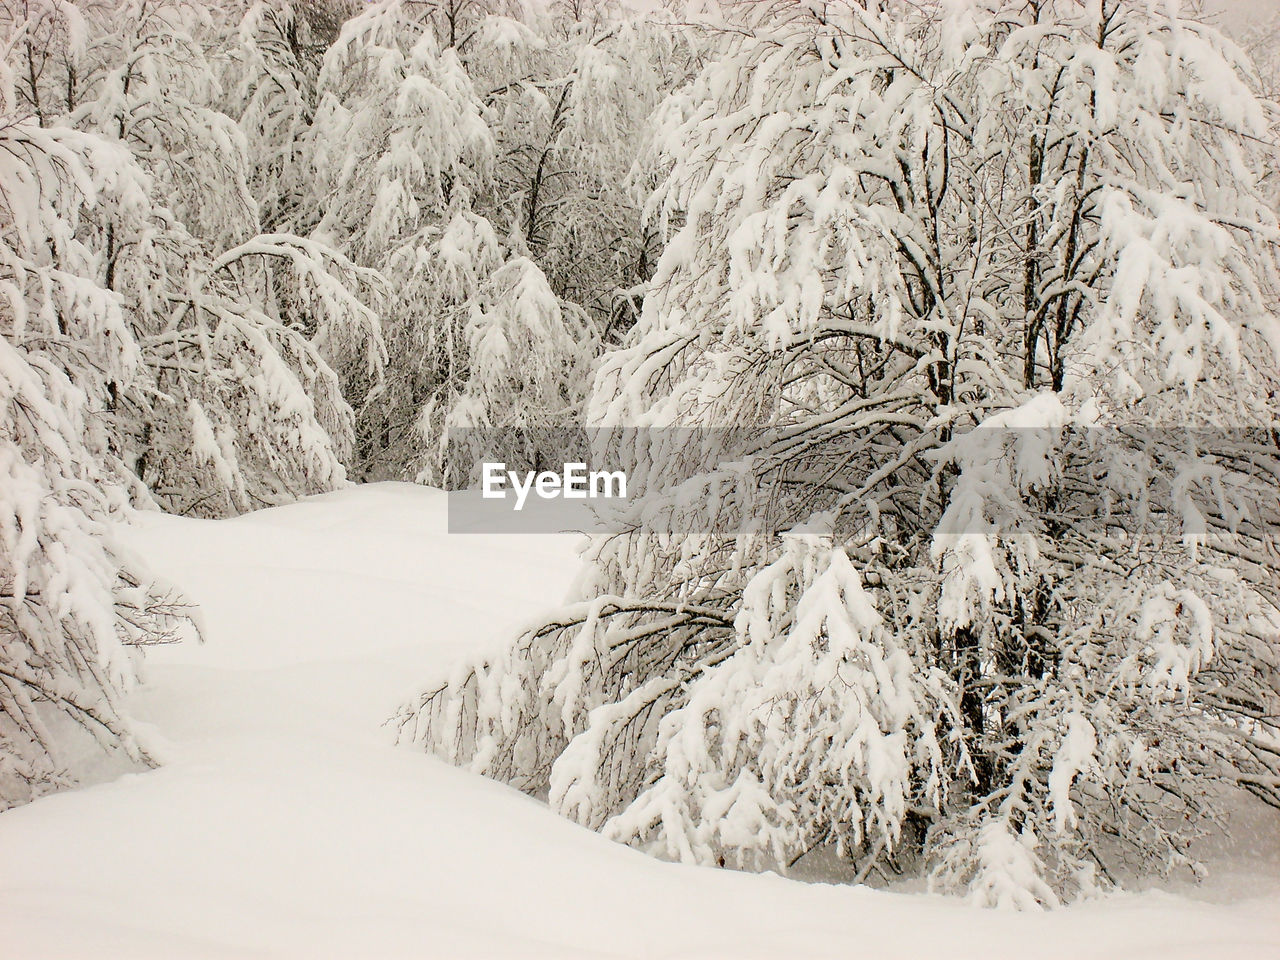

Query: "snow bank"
left=0, top=483, right=1275, bottom=958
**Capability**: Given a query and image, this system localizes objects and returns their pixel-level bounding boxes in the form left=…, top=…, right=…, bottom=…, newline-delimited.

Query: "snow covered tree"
left=308, top=0, right=512, bottom=478
left=483, top=0, right=688, bottom=338
left=67, top=0, right=259, bottom=249
left=1242, top=11, right=1280, bottom=206
left=1, top=0, right=385, bottom=806
left=220, top=0, right=325, bottom=234
left=0, top=112, right=194, bottom=808
left=126, top=229, right=385, bottom=514
left=437, top=255, right=593, bottom=485
left=401, top=0, right=1280, bottom=907
left=308, top=0, right=685, bottom=481
left=3, top=0, right=386, bottom=515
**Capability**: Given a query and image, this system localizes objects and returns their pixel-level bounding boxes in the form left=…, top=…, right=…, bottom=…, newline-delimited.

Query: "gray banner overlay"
left=443, top=426, right=1280, bottom=539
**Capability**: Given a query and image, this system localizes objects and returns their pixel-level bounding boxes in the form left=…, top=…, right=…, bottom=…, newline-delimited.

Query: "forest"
left=3, top=0, right=1280, bottom=921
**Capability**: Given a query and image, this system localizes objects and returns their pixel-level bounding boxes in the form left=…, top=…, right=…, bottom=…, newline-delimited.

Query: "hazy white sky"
left=1203, top=0, right=1280, bottom=32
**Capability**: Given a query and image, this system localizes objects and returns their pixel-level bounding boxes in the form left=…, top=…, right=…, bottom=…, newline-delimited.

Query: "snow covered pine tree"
left=400, top=0, right=1280, bottom=908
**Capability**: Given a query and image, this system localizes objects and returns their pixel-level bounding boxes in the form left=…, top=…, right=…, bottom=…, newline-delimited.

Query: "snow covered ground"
left=0, top=483, right=1277, bottom=959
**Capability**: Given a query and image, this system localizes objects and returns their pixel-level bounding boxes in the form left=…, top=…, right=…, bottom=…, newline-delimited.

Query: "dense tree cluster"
left=398, top=0, right=1280, bottom=907
left=4, top=0, right=1278, bottom=909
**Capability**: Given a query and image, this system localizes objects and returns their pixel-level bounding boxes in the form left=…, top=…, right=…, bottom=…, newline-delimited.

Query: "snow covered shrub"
left=400, top=0, right=1280, bottom=907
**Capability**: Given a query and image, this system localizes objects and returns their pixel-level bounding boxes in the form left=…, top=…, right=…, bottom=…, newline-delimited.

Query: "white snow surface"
left=1, top=483, right=1277, bottom=959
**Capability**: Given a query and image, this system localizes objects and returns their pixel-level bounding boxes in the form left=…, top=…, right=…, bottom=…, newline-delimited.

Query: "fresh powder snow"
left=0, top=484, right=1274, bottom=959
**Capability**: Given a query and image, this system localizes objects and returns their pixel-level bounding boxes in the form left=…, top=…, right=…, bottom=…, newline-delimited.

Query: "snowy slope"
left=0, top=483, right=1276, bottom=959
